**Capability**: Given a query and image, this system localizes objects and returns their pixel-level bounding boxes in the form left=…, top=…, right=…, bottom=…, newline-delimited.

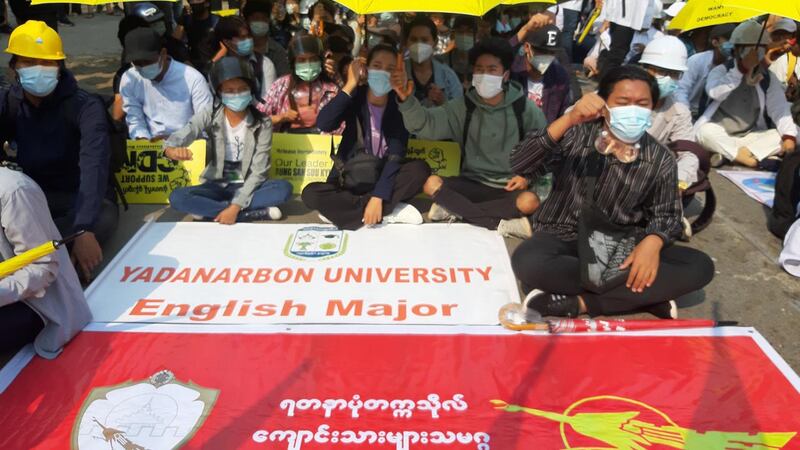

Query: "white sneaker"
left=382, top=202, right=424, bottom=225
left=267, top=207, right=283, bottom=220
left=318, top=213, right=333, bottom=224
left=497, top=217, right=533, bottom=239
left=680, top=216, right=692, bottom=242
left=428, top=203, right=459, bottom=222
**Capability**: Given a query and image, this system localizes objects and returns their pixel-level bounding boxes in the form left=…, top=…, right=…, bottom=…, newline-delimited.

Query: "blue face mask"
left=607, top=105, right=653, bottom=144
left=720, top=41, right=734, bottom=59
left=656, top=75, right=678, bottom=99
left=17, top=66, right=59, bottom=97
left=236, top=38, right=254, bottom=56
left=221, top=92, right=253, bottom=112
left=367, top=70, right=392, bottom=96
left=137, top=59, right=163, bottom=80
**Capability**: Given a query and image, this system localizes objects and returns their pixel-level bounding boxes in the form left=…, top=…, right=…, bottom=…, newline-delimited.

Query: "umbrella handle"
left=0, top=241, right=58, bottom=278
left=578, top=7, right=602, bottom=45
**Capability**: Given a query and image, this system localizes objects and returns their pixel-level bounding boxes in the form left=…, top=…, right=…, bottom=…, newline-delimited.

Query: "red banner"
left=0, top=329, right=798, bottom=449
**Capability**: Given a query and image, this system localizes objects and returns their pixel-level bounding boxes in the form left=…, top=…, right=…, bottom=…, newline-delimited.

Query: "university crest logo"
left=285, top=226, right=348, bottom=260
left=71, top=370, right=218, bottom=450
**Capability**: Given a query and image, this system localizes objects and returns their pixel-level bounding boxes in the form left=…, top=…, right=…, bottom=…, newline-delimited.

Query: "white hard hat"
left=639, top=35, right=688, bottom=72
left=769, top=18, right=798, bottom=34
left=731, top=20, right=770, bottom=46
left=664, top=1, right=685, bottom=18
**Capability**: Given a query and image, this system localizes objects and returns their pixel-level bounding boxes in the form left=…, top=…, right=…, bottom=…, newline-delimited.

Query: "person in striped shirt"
left=509, top=65, right=714, bottom=320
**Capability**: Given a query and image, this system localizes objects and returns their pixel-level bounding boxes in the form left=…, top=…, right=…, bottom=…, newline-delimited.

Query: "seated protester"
left=258, top=35, right=343, bottom=134
left=675, top=23, right=735, bottom=119
left=767, top=18, right=800, bottom=90
left=695, top=20, right=797, bottom=168
left=302, top=45, right=431, bottom=229
left=0, top=167, right=91, bottom=358
left=120, top=27, right=213, bottom=140
left=394, top=37, right=547, bottom=239
left=431, top=13, right=454, bottom=63
left=243, top=0, right=291, bottom=79
left=118, top=2, right=190, bottom=66
left=403, top=16, right=463, bottom=107
left=449, top=16, right=476, bottom=86
left=513, top=24, right=571, bottom=124
left=165, top=57, right=292, bottom=223
left=1, top=21, right=118, bottom=280
left=213, top=16, right=277, bottom=104
left=269, top=0, right=293, bottom=49
left=113, top=2, right=193, bottom=121
left=283, top=0, right=304, bottom=36
left=640, top=36, right=701, bottom=192
left=175, top=0, right=221, bottom=78
left=323, top=22, right=357, bottom=86
left=509, top=66, right=715, bottom=319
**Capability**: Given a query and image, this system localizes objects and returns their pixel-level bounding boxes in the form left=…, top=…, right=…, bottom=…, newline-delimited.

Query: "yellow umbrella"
left=0, top=231, right=84, bottom=279
left=333, top=0, right=553, bottom=17
left=667, top=0, right=763, bottom=32
left=723, top=1, right=800, bottom=23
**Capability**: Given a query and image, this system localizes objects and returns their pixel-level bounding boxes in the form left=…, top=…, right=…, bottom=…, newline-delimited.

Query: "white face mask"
left=472, top=73, right=505, bottom=99
left=409, top=42, right=434, bottom=63
left=530, top=54, right=555, bottom=74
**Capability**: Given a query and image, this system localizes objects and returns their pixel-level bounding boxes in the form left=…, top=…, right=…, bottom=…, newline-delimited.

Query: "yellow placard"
left=116, top=140, right=207, bottom=204
left=269, top=133, right=461, bottom=194
left=405, top=139, right=461, bottom=178
left=212, top=8, right=239, bottom=16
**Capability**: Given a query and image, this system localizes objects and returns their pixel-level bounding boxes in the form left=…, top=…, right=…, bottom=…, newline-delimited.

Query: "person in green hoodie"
left=391, top=37, right=547, bottom=239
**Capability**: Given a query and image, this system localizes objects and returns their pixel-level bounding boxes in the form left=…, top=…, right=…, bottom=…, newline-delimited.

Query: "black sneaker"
left=525, top=289, right=580, bottom=318
left=238, top=207, right=282, bottom=222
left=644, top=300, right=678, bottom=319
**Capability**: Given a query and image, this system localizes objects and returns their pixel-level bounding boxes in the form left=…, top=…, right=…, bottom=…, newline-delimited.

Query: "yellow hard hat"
left=4, top=20, right=66, bottom=60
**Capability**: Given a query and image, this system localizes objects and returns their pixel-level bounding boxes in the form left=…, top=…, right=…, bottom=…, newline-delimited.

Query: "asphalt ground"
left=0, top=15, right=798, bottom=372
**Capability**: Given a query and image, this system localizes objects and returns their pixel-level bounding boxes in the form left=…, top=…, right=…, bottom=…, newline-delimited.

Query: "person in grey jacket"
left=164, top=57, right=292, bottom=224
left=0, top=166, right=91, bottom=359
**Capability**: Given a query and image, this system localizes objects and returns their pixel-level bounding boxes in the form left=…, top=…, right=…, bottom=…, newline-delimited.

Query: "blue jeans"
left=169, top=180, right=293, bottom=218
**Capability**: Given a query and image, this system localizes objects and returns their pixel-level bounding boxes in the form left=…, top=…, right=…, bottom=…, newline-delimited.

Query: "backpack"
left=2, top=89, right=130, bottom=210
left=668, top=140, right=716, bottom=235
left=462, top=91, right=527, bottom=168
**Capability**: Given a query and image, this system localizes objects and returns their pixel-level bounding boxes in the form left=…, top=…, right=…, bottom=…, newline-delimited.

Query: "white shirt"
left=254, top=54, right=277, bottom=101
left=768, top=53, right=800, bottom=88
left=676, top=50, right=714, bottom=114
left=694, top=63, right=798, bottom=139
left=223, top=117, right=247, bottom=183
left=120, top=60, right=213, bottom=140
left=600, top=0, right=656, bottom=30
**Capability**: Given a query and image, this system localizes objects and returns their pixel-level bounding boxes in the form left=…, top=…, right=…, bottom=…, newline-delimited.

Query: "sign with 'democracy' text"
left=85, top=223, right=519, bottom=325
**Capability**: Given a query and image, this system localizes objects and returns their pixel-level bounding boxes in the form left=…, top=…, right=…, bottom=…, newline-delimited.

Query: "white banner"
left=86, top=223, right=520, bottom=325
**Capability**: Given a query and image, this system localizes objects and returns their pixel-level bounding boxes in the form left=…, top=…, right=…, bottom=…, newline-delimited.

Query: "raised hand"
left=567, top=92, right=606, bottom=126
left=164, top=147, right=193, bottom=161
left=390, top=52, right=414, bottom=101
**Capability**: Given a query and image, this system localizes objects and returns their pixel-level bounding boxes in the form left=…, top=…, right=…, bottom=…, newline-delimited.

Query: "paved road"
left=1, top=15, right=798, bottom=371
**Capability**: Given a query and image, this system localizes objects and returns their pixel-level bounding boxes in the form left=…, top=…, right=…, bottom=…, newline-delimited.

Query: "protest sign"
left=85, top=222, right=519, bottom=325
left=0, top=326, right=797, bottom=449
left=269, top=134, right=461, bottom=194
left=717, top=170, right=776, bottom=207
left=116, top=140, right=207, bottom=204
